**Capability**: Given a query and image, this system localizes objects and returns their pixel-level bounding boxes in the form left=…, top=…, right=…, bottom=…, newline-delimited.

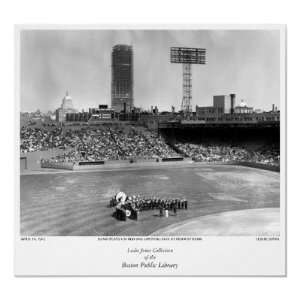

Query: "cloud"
left=20, top=29, right=280, bottom=112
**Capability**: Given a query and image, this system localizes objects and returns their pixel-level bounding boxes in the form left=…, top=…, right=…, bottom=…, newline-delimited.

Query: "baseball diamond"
left=20, top=164, right=280, bottom=236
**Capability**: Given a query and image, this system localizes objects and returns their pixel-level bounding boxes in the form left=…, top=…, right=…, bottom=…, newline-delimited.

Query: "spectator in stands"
left=21, top=124, right=179, bottom=162
left=174, top=142, right=279, bottom=167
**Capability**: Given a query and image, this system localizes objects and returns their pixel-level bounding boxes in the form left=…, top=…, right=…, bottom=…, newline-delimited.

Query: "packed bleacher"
left=20, top=125, right=178, bottom=161
left=175, top=142, right=280, bottom=167
left=20, top=125, right=279, bottom=167
left=20, top=127, right=65, bottom=153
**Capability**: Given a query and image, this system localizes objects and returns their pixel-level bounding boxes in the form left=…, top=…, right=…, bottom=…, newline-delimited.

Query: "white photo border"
left=14, top=24, right=287, bottom=276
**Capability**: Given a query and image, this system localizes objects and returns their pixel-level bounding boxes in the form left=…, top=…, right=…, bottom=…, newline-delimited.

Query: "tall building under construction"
left=111, top=45, right=134, bottom=113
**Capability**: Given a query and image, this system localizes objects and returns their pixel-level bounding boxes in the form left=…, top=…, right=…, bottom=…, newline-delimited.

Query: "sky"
left=20, top=29, right=280, bottom=112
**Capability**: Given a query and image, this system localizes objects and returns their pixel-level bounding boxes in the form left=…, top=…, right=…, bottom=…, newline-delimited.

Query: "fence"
left=41, top=160, right=74, bottom=170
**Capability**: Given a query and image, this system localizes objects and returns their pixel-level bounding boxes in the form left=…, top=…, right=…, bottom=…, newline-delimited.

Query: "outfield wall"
left=40, top=157, right=191, bottom=171
left=192, top=160, right=280, bottom=172
left=40, top=160, right=74, bottom=170
left=230, top=161, right=280, bottom=172
left=40, top=157, right=278, bottom=172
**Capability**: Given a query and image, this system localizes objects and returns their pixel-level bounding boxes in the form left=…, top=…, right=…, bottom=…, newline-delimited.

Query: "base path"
left=152, top=208, right=280, bottom=236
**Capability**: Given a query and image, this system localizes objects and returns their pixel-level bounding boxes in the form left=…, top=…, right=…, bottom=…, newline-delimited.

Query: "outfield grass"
left=20, top=164, right=280, bottom=236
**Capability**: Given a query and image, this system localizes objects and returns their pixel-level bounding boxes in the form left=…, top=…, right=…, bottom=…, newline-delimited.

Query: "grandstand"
left=20, top=117, right=281, bottom=236
left=20, top=117, right=280, bottom=172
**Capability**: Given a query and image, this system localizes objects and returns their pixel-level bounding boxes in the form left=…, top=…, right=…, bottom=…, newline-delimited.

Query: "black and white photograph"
left=15, top=25, right=286, bottom=276
left=19, top=28, right=282, bottom=237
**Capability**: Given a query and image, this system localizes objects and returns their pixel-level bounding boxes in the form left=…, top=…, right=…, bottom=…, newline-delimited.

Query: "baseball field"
left=20, top=164, right=280, bottom=236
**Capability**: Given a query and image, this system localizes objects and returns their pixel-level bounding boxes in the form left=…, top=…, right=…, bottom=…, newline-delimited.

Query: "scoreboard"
left=170, top=47, right=206, bottom=64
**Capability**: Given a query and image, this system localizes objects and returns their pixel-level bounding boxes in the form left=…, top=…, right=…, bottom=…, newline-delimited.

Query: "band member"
left=115, top=191, right=127, bottom=204
left=116, top=202, right=126, bottom=221
left=174, top=199, right=178, bottom=209
left=157, top=198, right=161, bottom=208
left=173, top=201, right=177, bottom=215
left=159, top=205, right=164, bottom=217
left=184, top=198, right=188, bottom=209
left=180, top=198, right=184, bottom=209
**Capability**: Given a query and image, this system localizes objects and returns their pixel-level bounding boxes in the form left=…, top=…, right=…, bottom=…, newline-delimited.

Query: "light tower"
left=170, top=47, right=206, bottom=113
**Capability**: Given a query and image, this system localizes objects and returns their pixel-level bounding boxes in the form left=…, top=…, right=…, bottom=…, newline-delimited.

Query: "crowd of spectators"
left=175, top=142, right=280, bottom=167
left=20, top=127, right=65, bottom=153
left=20, top=125, right=178, bottom=162
left=20, top=125, right=279, bottom=167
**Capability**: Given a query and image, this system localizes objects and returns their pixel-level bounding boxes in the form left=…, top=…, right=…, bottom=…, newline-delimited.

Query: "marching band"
left=110, top=192, right=188, bottom=221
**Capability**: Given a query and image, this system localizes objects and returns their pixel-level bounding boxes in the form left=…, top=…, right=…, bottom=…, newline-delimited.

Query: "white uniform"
left=115, top=192, right=127, bottom=205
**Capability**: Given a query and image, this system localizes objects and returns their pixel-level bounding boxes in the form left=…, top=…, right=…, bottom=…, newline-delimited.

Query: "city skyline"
left=20, top=29, right=280, bottom=112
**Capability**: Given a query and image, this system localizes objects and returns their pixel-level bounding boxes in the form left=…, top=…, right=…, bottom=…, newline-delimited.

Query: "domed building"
left=61, top=91, right=74, bottom=110
left=55, top=91, right=77, bottom=123
left=234, top=99, right=253, bottom=114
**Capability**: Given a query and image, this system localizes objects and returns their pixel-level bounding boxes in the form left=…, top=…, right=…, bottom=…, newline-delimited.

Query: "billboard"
left=170, top=47, right=206, bottom=64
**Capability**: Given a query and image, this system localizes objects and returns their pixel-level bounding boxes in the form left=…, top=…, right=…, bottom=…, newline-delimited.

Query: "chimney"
left=272, top=104, right=275, bottom=112
left=229, top=94, right=236, bottom=114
